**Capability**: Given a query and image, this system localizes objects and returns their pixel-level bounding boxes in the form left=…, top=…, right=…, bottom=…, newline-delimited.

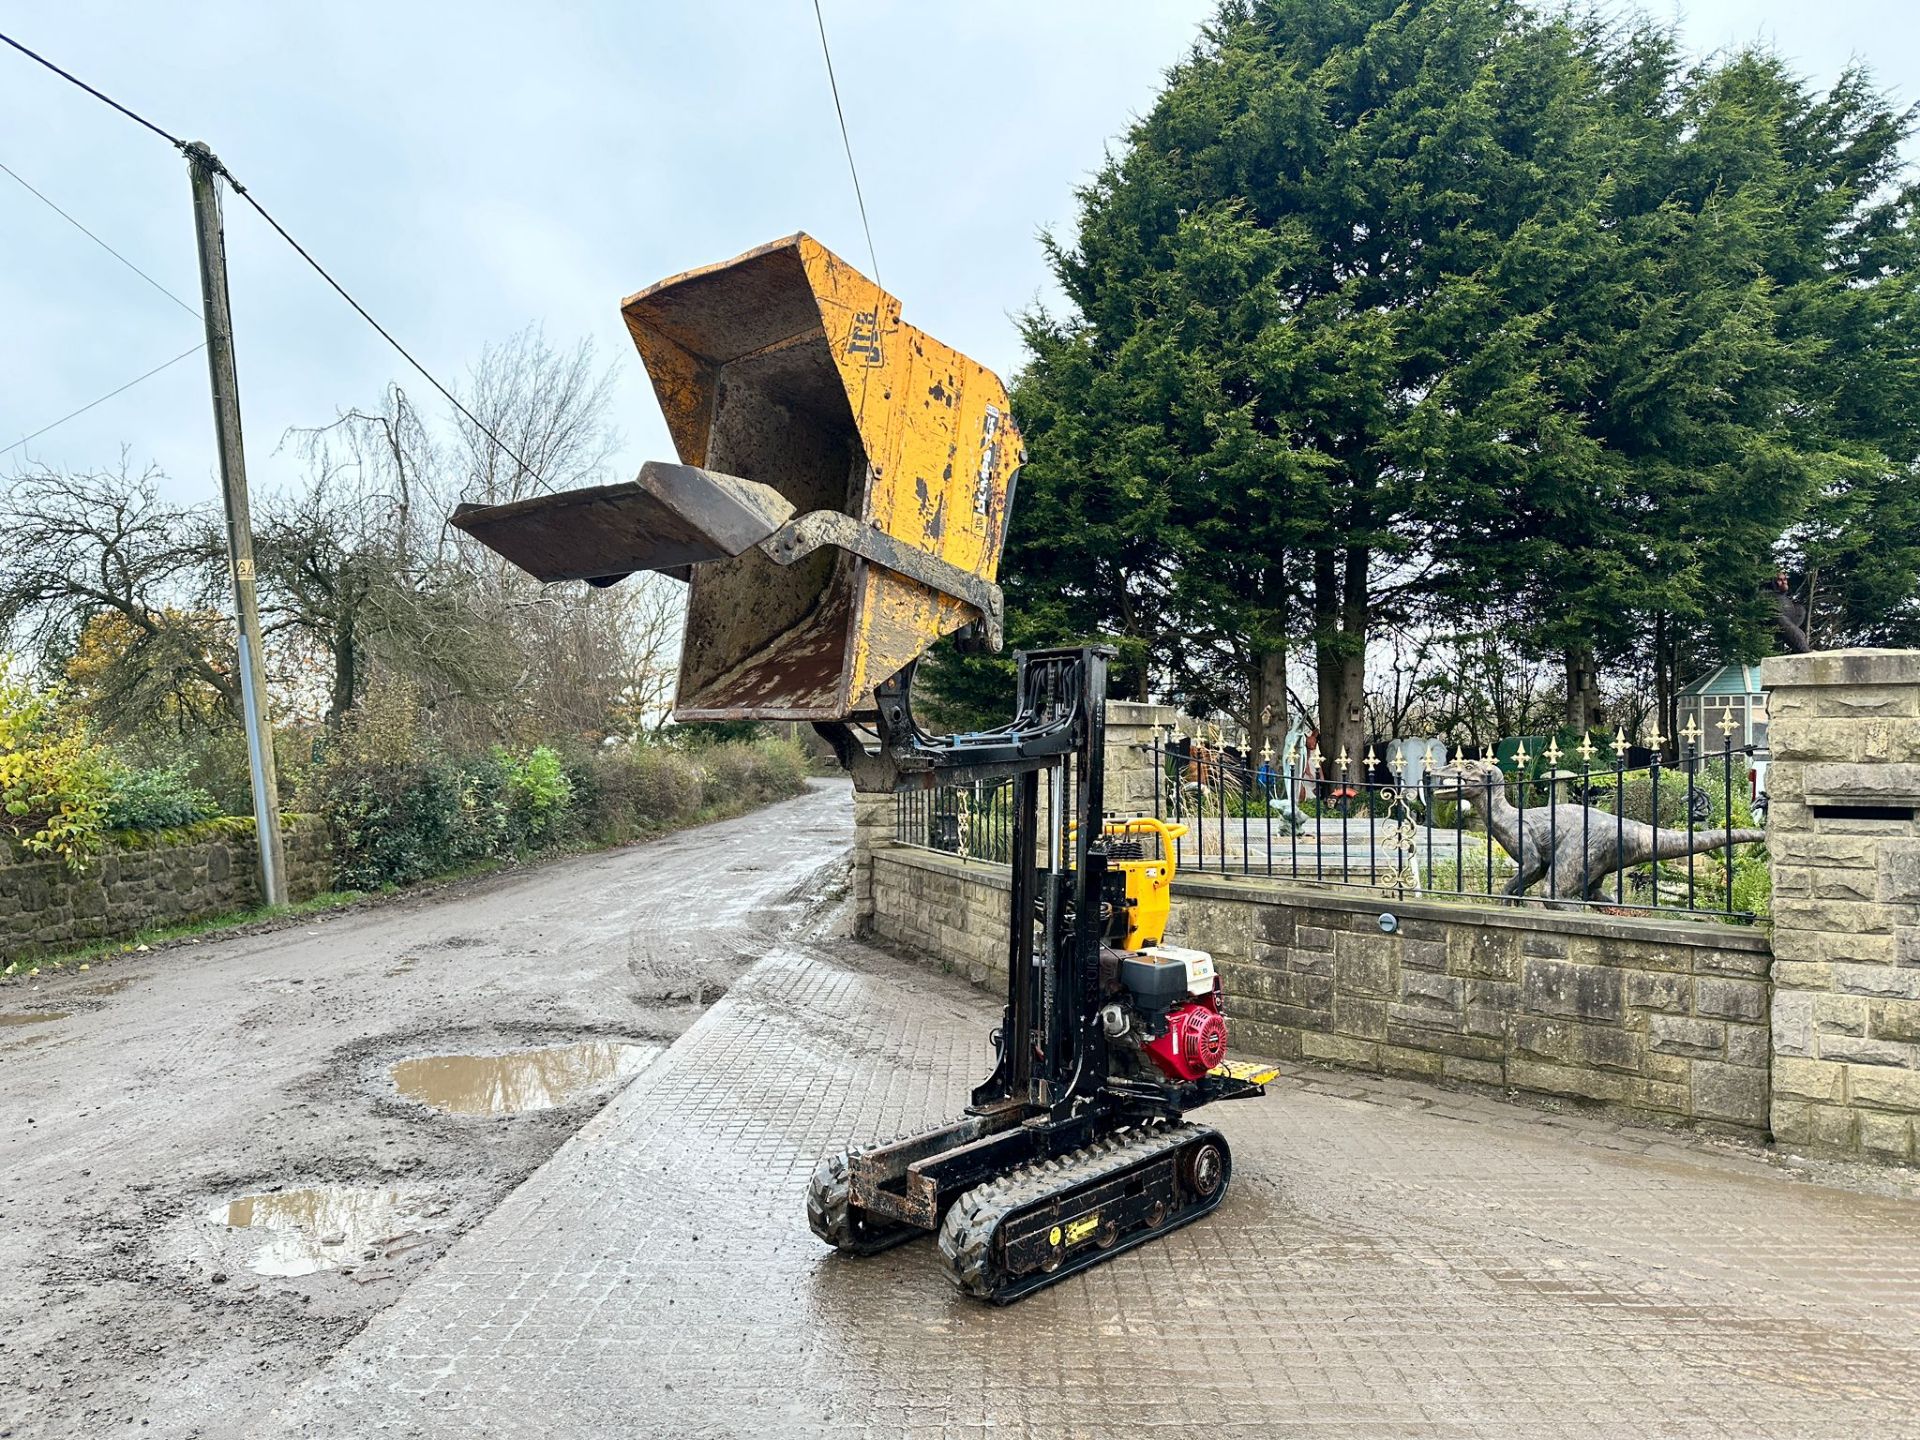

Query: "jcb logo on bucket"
left=846, top=309, right=883, bottom=365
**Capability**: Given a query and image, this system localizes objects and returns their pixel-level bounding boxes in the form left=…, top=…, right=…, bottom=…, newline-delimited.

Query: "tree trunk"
left=1563, top=644, right=1600, bottom=734
left=1249, top=643, right=1288, bottom=767
left=1313, top=546, right=1368, bottom=783
left=1653, top=612, right=1674, bottom=762
left=327, top=618, right=357, bottom=730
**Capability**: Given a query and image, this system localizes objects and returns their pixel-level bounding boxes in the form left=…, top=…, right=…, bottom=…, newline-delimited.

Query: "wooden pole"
left=187, top=141, right=287, bottom=906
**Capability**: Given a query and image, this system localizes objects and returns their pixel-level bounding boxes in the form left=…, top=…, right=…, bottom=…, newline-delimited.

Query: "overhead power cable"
left=205, top=155, right=552, bottom=494
left=0, top=157, right=200, bottom=317
left=0, top=32, right=184, bottom=148
left=810, top=0, right=882, bottom=286
left=2, top=342, right=206, bottom=457
left=0, top=27, right=552, bottom=495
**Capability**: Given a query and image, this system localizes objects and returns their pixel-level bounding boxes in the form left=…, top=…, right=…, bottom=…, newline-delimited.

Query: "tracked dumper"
left=453, top=235, right=1275, bottom=1302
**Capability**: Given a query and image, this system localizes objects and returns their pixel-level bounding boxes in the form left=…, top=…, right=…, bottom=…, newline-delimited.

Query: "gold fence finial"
left=1610, top=726, right=1628, bottom=759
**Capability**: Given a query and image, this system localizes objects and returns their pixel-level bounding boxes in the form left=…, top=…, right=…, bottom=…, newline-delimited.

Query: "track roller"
left=936, top=1122, right=1231, bottom=1303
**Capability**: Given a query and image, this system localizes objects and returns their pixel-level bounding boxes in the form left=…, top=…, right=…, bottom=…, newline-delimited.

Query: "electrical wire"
left=203, top=152, right=550, bottom=494
left=810, top=0, right=881, bottom=286
left=0, top=27, right=552, bottom=495
left=0, top=32, right=184, bottom=149
left=0, top=157, right=200, bottom=317
left=2, top=342, right=206, bottom=457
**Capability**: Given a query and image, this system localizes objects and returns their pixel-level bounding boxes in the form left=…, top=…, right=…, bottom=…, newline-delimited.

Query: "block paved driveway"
left=271, top=926, right=1920, bottom=1439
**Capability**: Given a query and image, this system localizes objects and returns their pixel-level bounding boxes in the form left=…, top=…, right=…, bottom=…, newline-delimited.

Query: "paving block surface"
left=274, top=936, right=1920, bottom=1439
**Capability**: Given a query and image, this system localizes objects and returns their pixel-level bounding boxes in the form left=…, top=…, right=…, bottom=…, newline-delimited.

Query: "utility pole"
left=187, top=141, right=287, bottom=907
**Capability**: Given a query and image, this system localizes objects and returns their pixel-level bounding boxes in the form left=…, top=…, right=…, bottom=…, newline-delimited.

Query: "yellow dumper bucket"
left=452, top=234, right=1023, bottom=723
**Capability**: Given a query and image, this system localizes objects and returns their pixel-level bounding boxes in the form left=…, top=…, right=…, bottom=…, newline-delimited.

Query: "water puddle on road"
left=83, top=975, right=145, bottom=997
left=0, top=1011, right=68, bottom=1027
left=389, top=1041, right=658, bottom=1115
left=211, top=1186, right=441, bottom=1277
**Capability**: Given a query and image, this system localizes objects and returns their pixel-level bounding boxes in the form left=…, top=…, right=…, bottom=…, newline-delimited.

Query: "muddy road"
left=0, top=781, right=851, bottom=1440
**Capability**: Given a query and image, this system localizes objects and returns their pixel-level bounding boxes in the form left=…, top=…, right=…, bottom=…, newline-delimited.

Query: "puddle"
left=210, top=1185, right=440, bottom=1277
left=84, top=976, right=144, bottom=997
left=389, top=1041, right=658, bottom=1115
left=0, top=1012, right=68, bottom=1027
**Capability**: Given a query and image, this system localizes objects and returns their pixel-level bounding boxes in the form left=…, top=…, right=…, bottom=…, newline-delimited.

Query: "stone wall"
left=0, top=818, right=329, bottom=963
left=1168, top=875, right=1770, bottom=1131
left=870, top=842, right=1012, bottom=987
left=1764, top=649, right=1920, bottom=1163
left=868, top=842, right=1771, bottom=1134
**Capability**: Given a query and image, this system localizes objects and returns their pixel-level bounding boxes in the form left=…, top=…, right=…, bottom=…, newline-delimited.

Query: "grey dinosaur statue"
left=1426, top=758, right=1766, bottom=902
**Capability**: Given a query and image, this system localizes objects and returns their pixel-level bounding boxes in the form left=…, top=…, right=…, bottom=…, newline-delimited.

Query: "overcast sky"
left=2, top=1, right=1915, bottom=511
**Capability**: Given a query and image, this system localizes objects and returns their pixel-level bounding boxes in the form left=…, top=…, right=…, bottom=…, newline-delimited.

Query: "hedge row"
left=311, top=738, right=811, bottom=891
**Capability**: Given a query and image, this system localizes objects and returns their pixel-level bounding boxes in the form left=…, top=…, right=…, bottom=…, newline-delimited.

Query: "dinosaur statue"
left=1426, top=758, right=1766, bottom=902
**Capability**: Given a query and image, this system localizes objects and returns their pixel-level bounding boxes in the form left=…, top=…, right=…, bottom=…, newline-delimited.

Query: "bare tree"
left=451, top=326, right=619, bottom=509
left=261, top=327, right=677, bottom=743
left=0, top=459, right=236, bottom=729
left=253, top=456, right=387, bottom=729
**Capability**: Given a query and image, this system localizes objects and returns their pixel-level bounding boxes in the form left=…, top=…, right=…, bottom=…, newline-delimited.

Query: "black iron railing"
left=895, top=780, right=1021, bottom=865
left=893, top=733, right=1765, bottom=923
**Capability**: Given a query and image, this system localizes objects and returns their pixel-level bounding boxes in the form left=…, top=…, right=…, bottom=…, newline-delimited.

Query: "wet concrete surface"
left=274, top=925, right=1920, bottom=1439
left=0, top=781, right=851, bottom=1440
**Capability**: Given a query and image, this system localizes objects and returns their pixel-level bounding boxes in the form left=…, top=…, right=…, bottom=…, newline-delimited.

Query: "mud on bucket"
left=451, top=234, right=1023, bottom=724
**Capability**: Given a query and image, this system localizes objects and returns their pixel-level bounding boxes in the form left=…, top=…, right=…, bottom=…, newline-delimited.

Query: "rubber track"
left=936, top=1121, right=1216, bottom=1300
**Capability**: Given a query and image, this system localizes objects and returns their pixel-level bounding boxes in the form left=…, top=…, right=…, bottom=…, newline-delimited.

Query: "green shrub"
left=0, top=663, right=111, bottom=870
left=1731, top=852, right=1772, bottom=918
left=497, top=744, right=573, bottom=850
left=103, top=762, right=220, bottom=831
left=582, top=745, right=704, bottom=843
left=674, top=719, right=765, bottom=746
left=314, top=756, right=470, bottom=891
left=1581, top=754, right=1756, bottom=832
left=309, top=708, right=808, bottom=886
left=700, top=739, right=809, bottom=806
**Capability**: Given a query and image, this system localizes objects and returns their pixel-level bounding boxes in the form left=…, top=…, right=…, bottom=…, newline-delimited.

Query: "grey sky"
left=2, top=2, right=1915, bottom=511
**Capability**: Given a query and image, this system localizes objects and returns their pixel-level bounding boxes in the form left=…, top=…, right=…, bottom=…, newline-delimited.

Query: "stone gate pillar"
left=1763, top=649, right=1920, bottom=1162
left=1104, top=700, right=1176, bottom=820
left=851, top=789, right=893, bottom=935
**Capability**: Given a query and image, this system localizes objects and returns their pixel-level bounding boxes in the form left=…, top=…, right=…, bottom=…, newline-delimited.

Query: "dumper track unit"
left=454, top=235, right=1275, bottom=1303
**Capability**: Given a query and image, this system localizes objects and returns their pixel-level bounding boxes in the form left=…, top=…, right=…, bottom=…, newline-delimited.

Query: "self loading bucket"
left=451, top=234, right=1023, bottom=722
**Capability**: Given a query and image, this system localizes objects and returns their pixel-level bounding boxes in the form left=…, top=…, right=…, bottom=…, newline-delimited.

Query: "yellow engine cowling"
left=1103, top=818, right=1188, bottom=950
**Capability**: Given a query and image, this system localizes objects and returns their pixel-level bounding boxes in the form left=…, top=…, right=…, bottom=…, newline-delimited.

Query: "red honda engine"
left=1144, top=987, right=1227, bottom=1081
